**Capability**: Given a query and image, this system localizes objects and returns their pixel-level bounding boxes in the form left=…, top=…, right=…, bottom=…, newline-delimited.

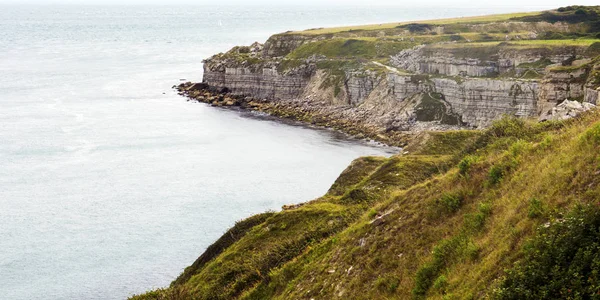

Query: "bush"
left=488, top=165, right=504, bottom=185
left=413, top=235, right=471, bottom=297
left=587, top=42, right=600, bottom=56
left=436, top=192, right=464, bottom=213
left=527, top=198, right=545, bottom=219
left=581, top=122, right=600, bottom=146
left=375, top=274, right=400, bottom=294
left=433, top=275, right=449, bottom=293
left=487, top=117, right=529, bottom=139
left=458, top=155, right=477, bottom=177
left=405, top=23, right=431, bottom=33
left=464, top=202, right=492, bottom=232
left=494, top=205, right=600, bottom=299
left=449, top=35, right=464, bottom=41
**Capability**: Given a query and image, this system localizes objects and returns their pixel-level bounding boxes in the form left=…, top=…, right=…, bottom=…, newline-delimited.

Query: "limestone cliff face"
left=346, top=74, right=539, bottom=128
left=391, top=44, right=585, bottom=78
left=201, top=40, right=599, bottom=132
left=432, top=78, right=538, bottom=127
left=202, top=65, right=309, bottom=100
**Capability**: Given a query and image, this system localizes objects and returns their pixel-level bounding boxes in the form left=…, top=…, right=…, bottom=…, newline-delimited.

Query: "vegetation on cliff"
left=133, top=107, right=600, bottom=299
left=236, top=5, right=600, bottom=78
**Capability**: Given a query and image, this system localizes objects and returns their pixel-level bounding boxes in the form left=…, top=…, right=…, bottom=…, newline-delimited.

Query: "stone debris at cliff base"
left=539, top=100, right=597, bottom=122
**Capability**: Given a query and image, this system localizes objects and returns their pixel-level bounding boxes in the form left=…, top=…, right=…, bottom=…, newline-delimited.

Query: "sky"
left=0, top=0, right=598, bottom=6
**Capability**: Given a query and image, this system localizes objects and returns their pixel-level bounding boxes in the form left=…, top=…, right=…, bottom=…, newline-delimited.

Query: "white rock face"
left=430, top=78, right=538, bottom=128
left=201, top=39, right=600, bottom=131
left=390, top=44, right=583, bottom=78
left=539, top=100, right=596, bottom=121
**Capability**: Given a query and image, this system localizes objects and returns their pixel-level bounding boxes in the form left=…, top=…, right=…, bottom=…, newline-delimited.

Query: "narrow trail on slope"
left=371, top=61, right=411, bottom=75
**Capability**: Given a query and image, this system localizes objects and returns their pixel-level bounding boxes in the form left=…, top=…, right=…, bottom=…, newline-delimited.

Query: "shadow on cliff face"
left=414, top=92, right=465, bottom=126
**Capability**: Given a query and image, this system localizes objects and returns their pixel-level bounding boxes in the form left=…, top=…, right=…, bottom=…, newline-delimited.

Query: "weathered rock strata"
left=176, top=82, right=415, bottom=146
left=189, top=16, right=600, bottom=146
left=390, top=44, right=584, bottom=77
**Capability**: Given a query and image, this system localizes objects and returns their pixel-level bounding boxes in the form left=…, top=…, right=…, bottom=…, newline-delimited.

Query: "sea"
left=0, top=4, right=549, bottom=299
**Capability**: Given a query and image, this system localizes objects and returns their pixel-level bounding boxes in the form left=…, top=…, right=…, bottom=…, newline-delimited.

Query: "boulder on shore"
left=539, top=100, right=596, bottom=122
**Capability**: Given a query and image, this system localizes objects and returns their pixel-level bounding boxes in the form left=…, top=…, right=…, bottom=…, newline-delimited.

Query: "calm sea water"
left=0, top=4, right=548, bottom=300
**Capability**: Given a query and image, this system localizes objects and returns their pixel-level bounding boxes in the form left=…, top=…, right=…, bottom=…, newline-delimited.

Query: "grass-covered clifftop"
left=230, top=5, right=600, bottom=88
left=134, top=108, right=600, bottom=299
left=249, top=5, right=600, bottom=79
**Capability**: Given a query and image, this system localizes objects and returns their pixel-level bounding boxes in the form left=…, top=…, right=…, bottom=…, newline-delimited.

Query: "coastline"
left=177, top=82, right=416, bottom=147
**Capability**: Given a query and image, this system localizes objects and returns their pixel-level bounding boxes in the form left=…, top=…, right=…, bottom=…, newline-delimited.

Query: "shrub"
left=368, top=209, right=378, bottom=219
left=449, top=35, right=464, bottom=41
left=413, top=235, right=470, bottom=297
left=527, top=198, right=545, bottom=219
left=488, top=165, right=504, bottom=185
left=400, top=23, right=432, bottom=33
left=581, top=122, right=600, bottom=146
left=458, top=155, right=477, bottom=177
left=464, top=203, right=492, bottom=232
left=342, top=188, right=369, bottom=203
left=433, top=275, right=449, bottom=292
left=436, top=192, right=464, bottom=214
left=487, top=117, right=529, bottom=139
left=375, top=274, right=400, bottom=294
left=494, top=205, right=600, bottom=299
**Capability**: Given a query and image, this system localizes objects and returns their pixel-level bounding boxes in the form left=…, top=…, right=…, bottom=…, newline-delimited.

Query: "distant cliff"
left=191, top=6, right=600, bottom=146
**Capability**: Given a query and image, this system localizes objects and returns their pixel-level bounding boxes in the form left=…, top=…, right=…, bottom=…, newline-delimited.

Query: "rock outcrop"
left=539, top=99, right=596, bottom=121
left=200, top=42, right=599, bottom=138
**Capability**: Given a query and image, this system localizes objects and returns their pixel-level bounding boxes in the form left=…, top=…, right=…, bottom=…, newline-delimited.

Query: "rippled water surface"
left=0, top=4, right=543, bottom=299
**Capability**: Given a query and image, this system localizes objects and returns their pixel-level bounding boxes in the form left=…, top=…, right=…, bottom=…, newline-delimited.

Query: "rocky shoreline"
left=176, top=82, right=420, bottom=147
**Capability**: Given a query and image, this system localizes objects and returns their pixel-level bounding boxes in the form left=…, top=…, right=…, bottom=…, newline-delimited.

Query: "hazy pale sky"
left=1, top=0, right=598, bottom=7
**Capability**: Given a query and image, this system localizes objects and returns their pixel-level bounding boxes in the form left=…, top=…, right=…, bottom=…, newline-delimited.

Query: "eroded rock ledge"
left=176, top=82, right=416, bottom=146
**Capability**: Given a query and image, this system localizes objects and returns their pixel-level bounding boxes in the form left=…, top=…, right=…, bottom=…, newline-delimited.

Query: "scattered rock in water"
left=539, top=99, right=596, bottom=121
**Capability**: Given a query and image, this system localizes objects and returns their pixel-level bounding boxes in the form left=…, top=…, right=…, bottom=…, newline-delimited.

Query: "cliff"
left=135, top=6, right=600, bottom=300
left=184, top=6, right=600, bottom=146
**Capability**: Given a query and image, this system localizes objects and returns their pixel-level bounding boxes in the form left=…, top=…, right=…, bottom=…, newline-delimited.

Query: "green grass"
left=518, top=58, right=554, bottom=69
left=286, top=38, right=416, bottom=59
left=286, top=11, right=541, bottom=35
left=428, top=39, right=598, bottom=50
left=286, top=5, right=600, bottom=37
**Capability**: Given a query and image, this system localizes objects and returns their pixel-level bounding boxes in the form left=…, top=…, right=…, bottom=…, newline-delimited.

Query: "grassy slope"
left=132, top=109, right=600, bottom=299
left=288, top=12, right=540, bottom=35
left=287, top=6, right=600, bottom=36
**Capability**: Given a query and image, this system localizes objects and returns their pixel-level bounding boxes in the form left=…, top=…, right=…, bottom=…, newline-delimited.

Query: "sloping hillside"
left=133, top=109, right=600, bottom=299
